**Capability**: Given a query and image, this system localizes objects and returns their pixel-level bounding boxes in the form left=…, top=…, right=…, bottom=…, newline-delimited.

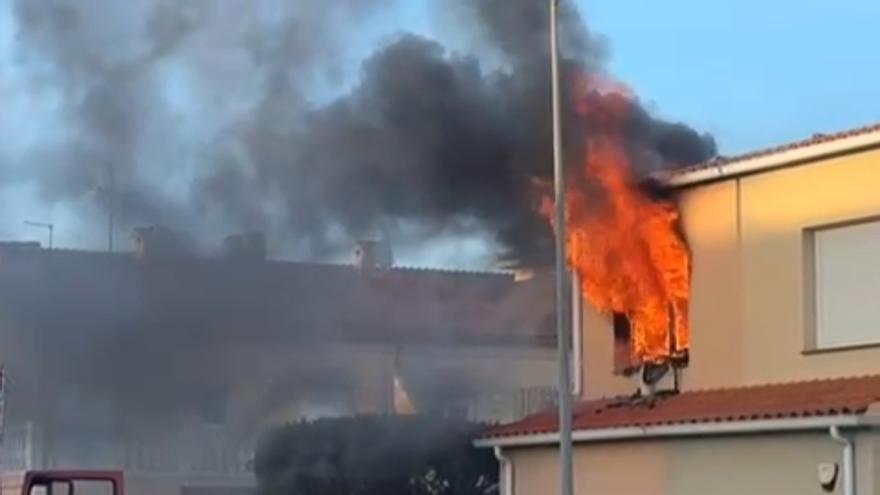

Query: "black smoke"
left=6, top=0, right=715, bottom=265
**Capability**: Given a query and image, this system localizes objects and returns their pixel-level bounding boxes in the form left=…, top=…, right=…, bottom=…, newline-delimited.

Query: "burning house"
left=6, top=0, right=875, bottom=493
left=539, top=80, right=692, bottom=394
left=478, top=123, right=880, bottom=495
left=0, top=234, right=559, bottom=495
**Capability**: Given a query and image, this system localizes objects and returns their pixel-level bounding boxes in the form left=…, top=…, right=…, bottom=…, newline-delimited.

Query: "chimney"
left=354, top=240, right=392, bottom=272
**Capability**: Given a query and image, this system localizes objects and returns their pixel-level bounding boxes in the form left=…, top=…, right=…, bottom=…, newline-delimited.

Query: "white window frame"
left=805, top=216, right=880, bottom=352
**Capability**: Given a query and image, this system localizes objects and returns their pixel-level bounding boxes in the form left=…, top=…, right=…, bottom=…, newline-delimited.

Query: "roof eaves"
left=390, top=265, right=515, bottom=277
left=474, top=414, right=869, bottom=449
left=658, top=124, right=880, bottom=188
left=0, top=247, right=514, bottom=279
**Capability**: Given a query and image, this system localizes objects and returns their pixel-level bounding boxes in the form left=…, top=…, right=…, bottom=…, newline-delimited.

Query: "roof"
left=480, top=375, right=880, bottom=444
left=0, top=245, right=555, bottom=347
left=660, top=122, right=880, bottom=187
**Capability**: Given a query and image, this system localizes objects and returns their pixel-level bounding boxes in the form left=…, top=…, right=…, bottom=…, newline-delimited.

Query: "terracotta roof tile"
left=671, top=122, right=880, bottom=176
left=484, top=375, right=880, bottom=439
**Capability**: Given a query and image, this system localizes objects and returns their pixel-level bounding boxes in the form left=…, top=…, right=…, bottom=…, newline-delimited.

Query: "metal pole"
left=23, top=221, right=54, bottom=249
left=108, top=197, right=114, bottom=252
left=108, top=165, right=115, bottom=253
left=550, top=1, right=574, bottom=495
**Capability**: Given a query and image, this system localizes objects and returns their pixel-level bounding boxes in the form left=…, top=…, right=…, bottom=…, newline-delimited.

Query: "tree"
left=254, top=415, right=498, bottom=495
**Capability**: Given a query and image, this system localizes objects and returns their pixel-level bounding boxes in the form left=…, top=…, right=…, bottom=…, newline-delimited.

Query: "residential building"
left=478, top=123, right=880, bottom=495
left=0, top=236, right=557, bottom=495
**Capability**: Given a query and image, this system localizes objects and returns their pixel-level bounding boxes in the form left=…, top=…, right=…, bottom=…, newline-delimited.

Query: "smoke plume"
left=0, top=0, right=716, bottom=468
left=3, top=0, right=715, bottom=266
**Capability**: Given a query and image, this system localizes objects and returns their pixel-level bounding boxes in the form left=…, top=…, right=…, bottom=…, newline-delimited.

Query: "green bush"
left=254, top=415, right=498, bottom=495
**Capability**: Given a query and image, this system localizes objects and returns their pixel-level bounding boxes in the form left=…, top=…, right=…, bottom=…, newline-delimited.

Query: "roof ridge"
left=390, top=265, right=514, bottom=277
left=484, top=373, right=880, bottom=442
left=0, top=245, right=514, bottom=276
left=662, top=122, right=880, bottom=185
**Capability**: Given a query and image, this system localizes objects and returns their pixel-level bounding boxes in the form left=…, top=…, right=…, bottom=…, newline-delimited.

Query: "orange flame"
left=541, top=75, right=690, bottom=371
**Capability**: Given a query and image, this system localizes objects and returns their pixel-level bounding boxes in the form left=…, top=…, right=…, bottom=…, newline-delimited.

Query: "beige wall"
left=580, top=306, right=637, bottom=399
left=578, top=148, right=880, bottom=397
left=737, top=150, right=880, bottom=384
left=508, top=432, right=864, bottom=495
left=678, top=179, right=744, bottom=390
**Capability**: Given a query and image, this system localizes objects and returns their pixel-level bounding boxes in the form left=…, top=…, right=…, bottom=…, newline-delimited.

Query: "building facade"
left=479, top=124, right=880, bottom=495
left=0, top=239, right=558, bottom=495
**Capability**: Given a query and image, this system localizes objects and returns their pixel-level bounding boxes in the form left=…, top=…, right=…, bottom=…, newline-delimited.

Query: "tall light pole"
left=107, top=163, right=116, bottom=253
left=550, top=1, right=574, bottom=495
left=95, top=164, right=117, bottom=253
left=23, top=221, right=54, bottom=249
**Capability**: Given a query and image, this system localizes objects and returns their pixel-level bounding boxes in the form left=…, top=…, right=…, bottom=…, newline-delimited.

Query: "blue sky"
left=399, top=0, right=880, bottom=154
left=575, top=0, right=880, bottom=153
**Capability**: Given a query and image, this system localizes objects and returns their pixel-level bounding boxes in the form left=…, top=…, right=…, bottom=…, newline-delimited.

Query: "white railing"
left=446, top=386, right=557, bottom=424
left=0, top=393, right=553, bottom=475
left=0, top=423, right=34, bottom=470
left=0, top=421, right=253, bottom=475
left=123, top=425, right=253, bottom=474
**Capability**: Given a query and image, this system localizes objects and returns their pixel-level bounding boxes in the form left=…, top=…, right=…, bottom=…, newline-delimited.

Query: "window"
left=810, top=218, right=880, bottom=349
left=69, top=481, right=114, bottom=495
left=29, top=480, right=113, bottom=495
left=612, top=313, right=634, bottom=375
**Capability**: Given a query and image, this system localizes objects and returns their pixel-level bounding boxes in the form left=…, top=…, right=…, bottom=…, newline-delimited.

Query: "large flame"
left=541, top=76, right=690, bottom=371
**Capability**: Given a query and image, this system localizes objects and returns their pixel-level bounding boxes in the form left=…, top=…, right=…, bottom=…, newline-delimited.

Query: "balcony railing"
left=0, top=423, right=34, bottom=470
left=0, top=422, right=253, bottom=475
left=123, top=425, right=253, bottom=474
left=445, top=386, right=557, bottom=424
left=0, top=389, right=556, bottom=474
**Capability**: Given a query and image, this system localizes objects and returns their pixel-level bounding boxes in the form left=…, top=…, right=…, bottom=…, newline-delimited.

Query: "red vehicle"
left=5, top=471, right=122, bottom=495
left=2, top=470, right=254, bottom=495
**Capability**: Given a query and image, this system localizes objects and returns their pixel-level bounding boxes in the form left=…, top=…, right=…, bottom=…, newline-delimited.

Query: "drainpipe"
left=494, top=446, right=514, bottom=495
left=570, top=272, right=583, bottom=397
left=829, top=426, right=855, bottom=495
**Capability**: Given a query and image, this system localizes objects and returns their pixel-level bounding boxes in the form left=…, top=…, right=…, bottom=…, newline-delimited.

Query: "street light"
left=94, top=184, right=116, bottom=253
left=23, top=221, right=54, bottom=249
left=549, top=1, right=574, bottom=495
